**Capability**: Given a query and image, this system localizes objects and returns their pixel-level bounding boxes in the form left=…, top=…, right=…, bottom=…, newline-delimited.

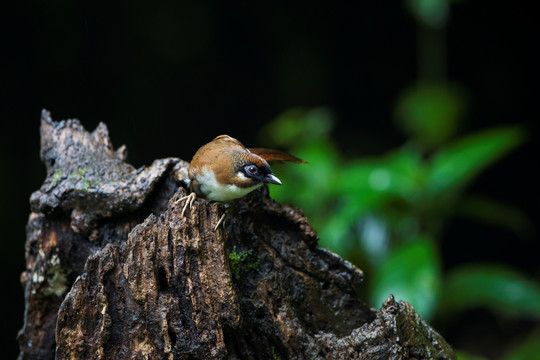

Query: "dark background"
left=1, top=1, right=538, bottom=358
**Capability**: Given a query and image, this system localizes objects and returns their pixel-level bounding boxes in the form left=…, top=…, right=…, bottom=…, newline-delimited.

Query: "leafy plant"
left=258, top=0, right=535, bottom=357
left=260, top=106, right=534, bottom=356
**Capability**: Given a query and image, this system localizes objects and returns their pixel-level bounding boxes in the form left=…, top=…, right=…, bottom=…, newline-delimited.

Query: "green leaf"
left=395, top=84, right=466, bottom=148
left=260, top=107, right=334, bottom=147
left=335, top=161, right=389, bottom=207
left=427, top=127, right=524, bottom=197
left=319, top=210, right=356, bottom=256
left=371, top=237, right=441, bottom=320
left=337, top=147, right=425, bottom=205
left=441, top=264, right=540, bottom=319
left=269, top=141, right=338, bottom=208
left=382, top=147, right=426, bottom=202
left=502, top=329, right=540, bottom=360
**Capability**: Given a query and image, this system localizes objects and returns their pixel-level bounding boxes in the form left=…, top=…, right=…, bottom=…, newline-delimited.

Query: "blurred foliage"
left=371, top=237, right=441, bottom=319
left=260, top=104, right=535, bottom=356
left=395, top=84, right=466, bottom=150
left=257, top=2, right=537, bottom=357
left=501, top=329, right=540, bottom=360
left=442, top=265, right=540, bottom=320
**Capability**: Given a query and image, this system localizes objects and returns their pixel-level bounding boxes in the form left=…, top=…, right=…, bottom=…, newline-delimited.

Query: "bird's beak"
left=264, top=173, right=282, bottom=185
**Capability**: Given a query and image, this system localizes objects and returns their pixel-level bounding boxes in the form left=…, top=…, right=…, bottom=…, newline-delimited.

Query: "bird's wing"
left=248, top=148, right=307, bottom=164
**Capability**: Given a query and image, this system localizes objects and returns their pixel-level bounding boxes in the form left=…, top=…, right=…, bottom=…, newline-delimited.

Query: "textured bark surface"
left=18, top=110, right=457, bottom=359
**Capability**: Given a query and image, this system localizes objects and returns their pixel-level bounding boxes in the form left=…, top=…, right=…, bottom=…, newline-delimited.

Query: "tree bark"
left=18, top=110, right=457, bottom=359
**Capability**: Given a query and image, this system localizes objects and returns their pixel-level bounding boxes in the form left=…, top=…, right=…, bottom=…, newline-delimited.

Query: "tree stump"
left=18, top=110, right=457, bottom=359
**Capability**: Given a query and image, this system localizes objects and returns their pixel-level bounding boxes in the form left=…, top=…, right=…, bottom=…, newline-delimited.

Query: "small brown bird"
left=178, top=135, right=305, bottom=227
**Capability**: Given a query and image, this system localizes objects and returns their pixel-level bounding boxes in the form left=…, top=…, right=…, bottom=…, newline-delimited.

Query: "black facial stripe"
left=240, top=162, right=271, bottom=183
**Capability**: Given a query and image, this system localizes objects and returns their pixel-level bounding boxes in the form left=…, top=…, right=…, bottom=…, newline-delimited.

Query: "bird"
left=177, top=135, right=306, bottom=228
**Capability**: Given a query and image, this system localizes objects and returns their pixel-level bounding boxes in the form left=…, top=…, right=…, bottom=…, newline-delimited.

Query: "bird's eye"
left=244, top=165, right=259, bottom=176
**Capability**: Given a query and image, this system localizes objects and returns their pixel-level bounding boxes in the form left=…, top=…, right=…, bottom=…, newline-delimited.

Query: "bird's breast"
left=193, top=168, right=262, bottom=202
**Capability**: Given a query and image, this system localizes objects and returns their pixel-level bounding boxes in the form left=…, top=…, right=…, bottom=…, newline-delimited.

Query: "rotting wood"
left=18, top=110, right=456, bottom=359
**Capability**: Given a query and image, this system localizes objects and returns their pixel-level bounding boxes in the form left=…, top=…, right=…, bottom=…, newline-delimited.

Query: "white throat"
left=195, top=168, right=261, bottom=202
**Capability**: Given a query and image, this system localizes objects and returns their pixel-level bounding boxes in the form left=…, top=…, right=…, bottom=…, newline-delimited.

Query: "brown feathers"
left=184, top=134, right=305, bottom=202
left=248, top=148, right=307, bottom=164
